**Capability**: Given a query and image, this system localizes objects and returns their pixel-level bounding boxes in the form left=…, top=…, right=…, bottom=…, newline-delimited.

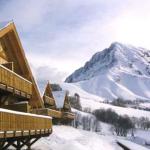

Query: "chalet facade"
left=0, top=21, right=52, bottom=149
left=33, top=82, right=75, bottom=123
left=45, top=82, right=75, bottom=121
left=52, top=90, right=75, bottom=121
left=0, top=21, right=75, bottom=149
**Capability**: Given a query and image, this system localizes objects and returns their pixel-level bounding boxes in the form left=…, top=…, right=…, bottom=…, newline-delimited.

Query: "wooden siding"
left=0, top=40, right=8, bottom=64
left=63, top=112, right=75, bottom=120
left=32, top=108, right=62, bottom=119
left=64, top=103, right=71, bottom=110
left=43, top=95, right=55, bottom=106
left=0, top=64, right=32, bottom=95
left=0, top=109, right=52, bottom=134
left=0, top=23, right=44, bottom=108
left=2, top=102, right=31, bottom=113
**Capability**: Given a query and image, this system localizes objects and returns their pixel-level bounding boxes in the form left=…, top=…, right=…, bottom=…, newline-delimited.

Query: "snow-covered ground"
left=139, top=102, right=150, bottom=109
left=61, top=82, right=103, bottom=102
left=33, top=125, right=150, bottom=150
left=62, top=83, right=150, bottom=119
left=129, top=129, right=150, bottom=147
left=33, top=126, right=122, bottom=150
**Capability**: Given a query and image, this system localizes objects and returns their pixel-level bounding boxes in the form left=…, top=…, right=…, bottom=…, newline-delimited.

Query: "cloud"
left=1, top=0, right=150, bottom=84
left=30, top=64, right=68, bottom=92
left=34, top=65, right=67, bottom=83
left=0, top=0, right=51, bottom=30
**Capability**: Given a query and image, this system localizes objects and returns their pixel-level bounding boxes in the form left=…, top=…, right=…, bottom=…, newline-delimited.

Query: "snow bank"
left=61, top=83, right=150, bottom=119
left=139, top=103, right=150, bottom=109
left=33, top=126, right=122, bottom=150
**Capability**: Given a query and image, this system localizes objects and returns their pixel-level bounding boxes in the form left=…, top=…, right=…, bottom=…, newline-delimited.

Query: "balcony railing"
left=64, top=103, right=71, bottom=109
left=63, top=112, right=75, bottom=120
left=43, top=95, right=55, bottom=106
left=0, top=108, right=52, bottom=138
left=0, top=64, right=32, bottom=96
left=32, top=108, right=62, bottom=119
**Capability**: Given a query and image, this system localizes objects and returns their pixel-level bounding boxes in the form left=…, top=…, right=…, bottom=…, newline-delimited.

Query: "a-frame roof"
left=43, top=82, right=54, bottom=99
left=0, top=21, right=12, bottom=30
left=0, top=21, right=44, bottom=108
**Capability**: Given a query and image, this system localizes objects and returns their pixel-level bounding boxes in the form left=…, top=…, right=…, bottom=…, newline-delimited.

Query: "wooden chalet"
left=33, top=82, right=75, bottom=123
left=32, top=82, right=62, bottom=119
left=0, top=21, right=52, bottom=149
left=52, top=90, right=75, bottom=121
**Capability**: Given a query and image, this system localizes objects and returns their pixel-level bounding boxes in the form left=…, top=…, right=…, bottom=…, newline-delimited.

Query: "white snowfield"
left=133, top=129, right=150, bottom=146
left=61, top=82, right=103, bottom=102
left=33, top=126, right=122, bottom=150
left=139, top=102, right=150, bottom=109
left=62, top=83, right=150, bottom=119
left=65, top=42, right=150, bottom=101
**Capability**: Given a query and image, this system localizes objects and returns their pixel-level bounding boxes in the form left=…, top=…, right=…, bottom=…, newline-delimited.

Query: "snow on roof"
left=0, top=21, right=12, bottom=30
left=0, top=108, right=52, bottom=119
left=52, top=91, right=66, bottom=108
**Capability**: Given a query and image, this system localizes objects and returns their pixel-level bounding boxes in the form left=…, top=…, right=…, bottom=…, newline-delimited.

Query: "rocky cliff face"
left=65, top=42, right=150, bottom=101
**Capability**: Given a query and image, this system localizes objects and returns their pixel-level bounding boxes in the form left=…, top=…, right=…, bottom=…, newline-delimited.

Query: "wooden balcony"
left=63, top=112, right=75, bottom=120
left=2, top=101, right=31, bottom=113
left=32, top=108, right=62, bottom=119
left=0, top=64, right=32, bottom=98
left=0, top=108, right=52, bottom=139
left=64, top=103, right=71, bottom=109
left=43, top=95, right=55, bottom=106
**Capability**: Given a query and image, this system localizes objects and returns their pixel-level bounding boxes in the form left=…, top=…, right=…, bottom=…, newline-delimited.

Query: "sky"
left=0, top=0, right=150, bottom=84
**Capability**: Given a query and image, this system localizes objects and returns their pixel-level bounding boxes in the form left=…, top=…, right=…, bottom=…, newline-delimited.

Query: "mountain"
left=65, top=42, right=150, bottom=101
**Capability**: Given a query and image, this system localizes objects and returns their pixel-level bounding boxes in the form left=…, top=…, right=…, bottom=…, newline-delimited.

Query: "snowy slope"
left=61, top=82, right=150, bottom=119
left=33, top=126, right=122, bottom=150
left=61, top=83, right=103, bottom=102
left=65, top=42, right=150, bottom=101
left=129, top=129, right=150, bottom=147
left=139, top=102, right=150, bottom=109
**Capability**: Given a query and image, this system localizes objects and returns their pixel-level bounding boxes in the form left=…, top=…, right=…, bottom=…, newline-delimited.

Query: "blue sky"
left=0, top=0, right=150, bottom=84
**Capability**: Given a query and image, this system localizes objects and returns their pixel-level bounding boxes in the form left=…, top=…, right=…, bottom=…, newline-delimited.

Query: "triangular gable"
left=0, top=21, right=44, bottom=108
left=63, top=93, right=71, bottom=111
left=43, top=82, right=57, bottom=109
left=43, top=82, right=54, bottom=99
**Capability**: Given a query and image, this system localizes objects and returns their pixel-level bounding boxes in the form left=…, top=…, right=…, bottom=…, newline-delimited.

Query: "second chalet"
left=34, top=82, right=75, bottom=123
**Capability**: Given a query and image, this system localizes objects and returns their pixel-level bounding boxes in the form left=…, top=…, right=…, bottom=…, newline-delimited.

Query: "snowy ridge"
left=65, top=42, right=150, bottom=101
left=61, top=83, right=103, bottom=102
left=61, top=82, right=150, bottom=119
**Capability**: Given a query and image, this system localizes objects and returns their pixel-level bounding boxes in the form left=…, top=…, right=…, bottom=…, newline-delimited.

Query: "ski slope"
left=61, top=82, right=150, bottom=119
